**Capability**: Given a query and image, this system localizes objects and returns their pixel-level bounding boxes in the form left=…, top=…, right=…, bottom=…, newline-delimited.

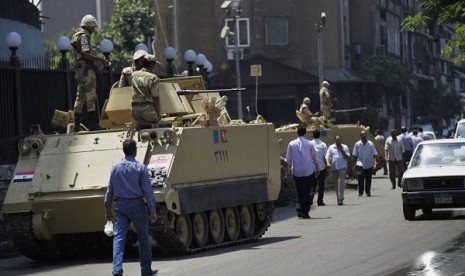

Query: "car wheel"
left=403, top=203, right=416, bottom=220
left=421, top=207, right=432, bottom=215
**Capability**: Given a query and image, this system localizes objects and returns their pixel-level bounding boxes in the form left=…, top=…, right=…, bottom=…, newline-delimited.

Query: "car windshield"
left=410, top=143, right=465, bottom=168
left=456, top=123, right=465, bottom=138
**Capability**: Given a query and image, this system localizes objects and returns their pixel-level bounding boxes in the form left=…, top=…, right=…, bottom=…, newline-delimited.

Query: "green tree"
left=401, top=0, right=465, bottom=62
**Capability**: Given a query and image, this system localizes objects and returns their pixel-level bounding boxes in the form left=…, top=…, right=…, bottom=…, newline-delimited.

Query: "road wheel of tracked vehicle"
left=175, top=214, right=192, bottom=248
left=225, top=207, right=240, bottom=241
left=209, top=209, right=225, bottom=244
left=256, top=202, right=268, bottom=221
left=193, top=212, right=209, bottom=247
left=240, top=205, right=256, bottom=238
left=403, top=203, right=416, bottom=221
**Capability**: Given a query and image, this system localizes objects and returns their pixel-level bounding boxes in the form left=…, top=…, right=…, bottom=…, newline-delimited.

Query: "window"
left=265, top=17, right=289, bottom=46
left=225, top=18, right=250, bottom=48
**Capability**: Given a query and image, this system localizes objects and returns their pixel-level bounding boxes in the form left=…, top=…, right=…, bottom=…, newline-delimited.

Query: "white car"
left=401, top=139, right=465, bottom=220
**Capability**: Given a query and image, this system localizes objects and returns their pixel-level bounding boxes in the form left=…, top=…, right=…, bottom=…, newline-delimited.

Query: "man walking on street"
left=352, top=130, right=378, bottom=197
left=385, top=129, right=404, bottom=189
left=311, top=129, right=328, bottom=206
left=397, top=127, right=413, bottom=170
left=71, top=14, right=110, bottom=132
left=104, top=139, right=158, bottom=276
left=325, top=135, right=351, bottom=205
left=285, top=125, right=320, bottom=219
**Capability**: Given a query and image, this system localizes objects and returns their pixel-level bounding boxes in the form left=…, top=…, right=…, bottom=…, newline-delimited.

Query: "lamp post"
left=6, top=32, right=21, bottom=67
left=184, top=49, right=196, bottom=76
left=196, top=53, right=207, bottom=81
left=6, top=32, right=23, bottom=135
left=204, top=60, right=212, bottom=88
left=135, top=43, right=149, bottom=53
left=315, top=12, right=326, bottom=113
left=99, top=38, right=114, bottom=85
left=56, top=35, right=71, bottom=70
left=163, top=46, right=176, bottom=77
left=56, top=35, right=73, bottom=109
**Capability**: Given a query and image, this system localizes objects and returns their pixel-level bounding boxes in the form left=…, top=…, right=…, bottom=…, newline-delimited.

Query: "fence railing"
left=0, top=64, right=119, bottom=165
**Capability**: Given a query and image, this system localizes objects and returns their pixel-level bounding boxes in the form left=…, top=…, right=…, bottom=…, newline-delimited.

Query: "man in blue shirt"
left=105, top=139, right=158, bottom=276
left=285, top=125, right=320, bottom=219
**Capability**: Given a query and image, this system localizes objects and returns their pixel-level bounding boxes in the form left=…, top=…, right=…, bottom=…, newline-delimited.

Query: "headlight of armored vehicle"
left=405, top=178, right=423, bottom=190
left=18, top=139, right=31, bottom=156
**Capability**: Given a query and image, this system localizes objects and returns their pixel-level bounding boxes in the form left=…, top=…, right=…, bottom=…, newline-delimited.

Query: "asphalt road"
left=1, top=175, right=465, bottom=276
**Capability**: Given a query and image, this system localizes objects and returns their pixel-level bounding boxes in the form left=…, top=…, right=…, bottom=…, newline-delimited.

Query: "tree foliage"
left=362, top=55, right=412, bottom=94
left=401, top=0, right=465, bottom=62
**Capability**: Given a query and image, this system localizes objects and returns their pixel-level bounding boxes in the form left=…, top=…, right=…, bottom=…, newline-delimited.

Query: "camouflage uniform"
left=319, top=81, right=333, bottom=120
left=71, top=27, right=97, bottom=113
left=131, top=68, right=160, bottom=128
left=118, top=66, right=133, bottom=87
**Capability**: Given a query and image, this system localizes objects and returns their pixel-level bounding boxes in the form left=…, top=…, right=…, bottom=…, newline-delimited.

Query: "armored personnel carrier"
left=2, top=76, right=281, bottom=260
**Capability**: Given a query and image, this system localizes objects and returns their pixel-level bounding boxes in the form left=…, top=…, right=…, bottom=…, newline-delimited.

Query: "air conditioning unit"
left=227, top=49, right=244, bottom=60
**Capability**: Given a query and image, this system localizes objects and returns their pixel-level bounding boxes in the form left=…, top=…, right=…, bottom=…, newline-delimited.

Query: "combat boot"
left=74, top=113, right=82, bottom=132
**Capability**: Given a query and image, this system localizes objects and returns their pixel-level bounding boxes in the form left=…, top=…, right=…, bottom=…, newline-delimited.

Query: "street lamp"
left=316, top=12, right=326, bottom=113
left=99, top=38, right=114, bottom=84
left=163, top=46, right=176, bottom=77
left=204, top=60, right=213, bottom=89
left=184, top=49, right=196, bottom=76
left=6, top=32, right=21, bottom=67
left=135, top=43, right=149, bottom=53
left=196, top=53, right=207, bottom=80
left=56, top=35, right=71, bottom=69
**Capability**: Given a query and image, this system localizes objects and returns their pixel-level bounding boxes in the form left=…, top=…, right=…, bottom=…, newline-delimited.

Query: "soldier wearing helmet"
left=131, top=53, right=162, bottom=129
left=70, top=14, right=111, bottom=132
left=319, top=80, right=333, bottom=122
left=118, top=50, right=147, bottom=87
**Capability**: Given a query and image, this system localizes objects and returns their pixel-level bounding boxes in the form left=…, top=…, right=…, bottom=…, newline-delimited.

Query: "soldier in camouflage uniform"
left=71, top=14, right=110, bottom=132
left=118, top=50, right=147, bottom=87
left=131, top=54, right=162, bottom=129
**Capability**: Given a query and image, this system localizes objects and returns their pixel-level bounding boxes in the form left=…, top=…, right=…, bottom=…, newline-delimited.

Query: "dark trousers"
left=403, top=150, right=413, bottom=170
left=294, top=173, right=316, bottom=215
left=388, top=160, right=404, bottom=187
left=357, top=166, right=373, bottom=195
left=316, top=169, right=327, bottom=204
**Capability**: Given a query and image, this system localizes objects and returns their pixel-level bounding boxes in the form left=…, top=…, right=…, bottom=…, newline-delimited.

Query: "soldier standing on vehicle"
left=131, top=53, right=162, bottom=129
left=352, top=130, right=378, bottom=197
left=118, top=50, right=147, bottom=87
left=319, top=81, right=333, bottom=121
left=71, top=14, right=110, bottom=132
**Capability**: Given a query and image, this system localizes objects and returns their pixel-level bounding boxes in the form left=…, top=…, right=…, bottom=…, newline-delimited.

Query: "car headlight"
left=405, top=178, right=423, bottom=190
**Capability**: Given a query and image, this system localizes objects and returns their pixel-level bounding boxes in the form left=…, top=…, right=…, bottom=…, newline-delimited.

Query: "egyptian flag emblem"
left=13, top=171, right=34, bottom=182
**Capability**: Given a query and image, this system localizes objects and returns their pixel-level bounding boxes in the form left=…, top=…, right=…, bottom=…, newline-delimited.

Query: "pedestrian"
left=374, top=129, right=388, bottom=175
left=71, top=14, right=110, bottom=132
left=385, top=129, right=404, bottom=189
left=285, top=125, right=320, bottom=219
left=411, top=129, right=424, bottom=150
left=104, top=139, right=158, bottom=276
left=325, top=135, right=351, bottom=205
left=352, top=130, right=378, bottom=197
left=397, top=127, right=414, bottom=170
left=131, top=53, right=162, bottom=129
left=418, top=127, right=430, bottom=141
left=311, top=129, right=328, bottom=206
left=118, top=50, right=147, bottom=87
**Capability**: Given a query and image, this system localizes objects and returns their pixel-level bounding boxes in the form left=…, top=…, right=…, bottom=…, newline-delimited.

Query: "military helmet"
left=303, top=97, right=311, bottom=105
left=133, top=50, right=147, bottom=61
left=81, top=14, right=98, bottom=28
left=322, top=80, right=330, bottom=87
left=145, top=54, right=160, bottom=64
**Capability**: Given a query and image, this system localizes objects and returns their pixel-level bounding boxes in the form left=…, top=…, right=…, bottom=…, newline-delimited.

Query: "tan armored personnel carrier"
left=2, top=76, right=281, bottom=260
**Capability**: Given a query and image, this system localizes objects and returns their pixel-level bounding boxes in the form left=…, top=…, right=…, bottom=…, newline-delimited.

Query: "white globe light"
left=135, top=43, right=149, bottom=52
left=163, top=47, right=176, bottom=60
left=205, top=60, right=213, bottom=72
left=99, top=38, right=114, bottom=53
left=184, top=49, right=196, bottom=62
left=56, top=36, right=71, bottom=51
left=196, top=53, right=207, bottom=66
left=6, top=32, right=21, bottom=48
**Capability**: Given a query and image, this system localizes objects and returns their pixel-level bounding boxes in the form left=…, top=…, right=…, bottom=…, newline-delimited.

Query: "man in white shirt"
left=285, top=126, right=320, bottom=219
left=352, top=130, right=378, bottom=197
left=411, top=129, right=424, bottom=150
left=385, top=129, right=405, bottom=189
left=326, top=135, right=351, bottom=205
left=311, top=129, right=328, bottom=206
left=398, top=127, right=414, bottom=170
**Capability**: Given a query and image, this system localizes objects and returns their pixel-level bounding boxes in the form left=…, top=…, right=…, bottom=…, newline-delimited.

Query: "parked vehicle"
left=401, top=139, right=465, bottom=220
left=454, top=119, right=465, bottom=138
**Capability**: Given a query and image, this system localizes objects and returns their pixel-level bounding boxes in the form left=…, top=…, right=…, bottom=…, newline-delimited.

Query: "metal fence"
left=0, top=64, right=118, bottom=164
